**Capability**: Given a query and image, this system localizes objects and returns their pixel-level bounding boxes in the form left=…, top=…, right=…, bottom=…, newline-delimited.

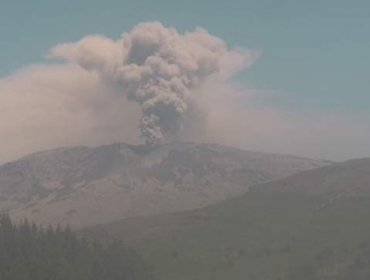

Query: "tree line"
left=0, top=213, right=156, bottom=280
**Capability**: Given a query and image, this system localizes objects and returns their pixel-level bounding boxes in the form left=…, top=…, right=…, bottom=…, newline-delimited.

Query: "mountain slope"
left=254, top=158, right=370, bottom=197
left=0, top=142, right=329, bottom=228
left=82, top=158, right=370, bottom=280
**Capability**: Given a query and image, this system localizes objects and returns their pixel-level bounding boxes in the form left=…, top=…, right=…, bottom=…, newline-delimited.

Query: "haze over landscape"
left=0, top=1, right=369, bottom=280
left=1, top=0, right=370, bottom=162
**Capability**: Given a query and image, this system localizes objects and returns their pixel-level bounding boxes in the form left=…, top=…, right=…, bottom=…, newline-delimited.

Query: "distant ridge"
left=254, top=157, right=370, bottom=196
left=82, top=157, right=370, bottom=280
left=0, top=142, right=330, bottom=228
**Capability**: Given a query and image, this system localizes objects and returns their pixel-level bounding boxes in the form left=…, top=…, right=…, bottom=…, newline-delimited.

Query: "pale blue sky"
left=1, top=0, right=369, bottom=113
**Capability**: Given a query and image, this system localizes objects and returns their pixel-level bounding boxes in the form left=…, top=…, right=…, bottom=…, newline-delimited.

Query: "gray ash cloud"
left=51, top=22, right=252, bottom=145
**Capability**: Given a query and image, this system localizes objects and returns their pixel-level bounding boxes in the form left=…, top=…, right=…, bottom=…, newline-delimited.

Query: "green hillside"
left=83, top=159, right=370, bottom=280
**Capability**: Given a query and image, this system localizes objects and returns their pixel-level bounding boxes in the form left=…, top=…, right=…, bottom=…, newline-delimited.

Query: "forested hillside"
left=0, top=214, right=156, bottom=280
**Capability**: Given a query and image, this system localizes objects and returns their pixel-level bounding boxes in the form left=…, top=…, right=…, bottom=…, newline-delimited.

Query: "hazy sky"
left=0, top=0, right=369, bottom=161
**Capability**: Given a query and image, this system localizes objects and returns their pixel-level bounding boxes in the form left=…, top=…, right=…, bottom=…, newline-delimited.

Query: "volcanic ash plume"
left=50, top=22, right=254, bottom=145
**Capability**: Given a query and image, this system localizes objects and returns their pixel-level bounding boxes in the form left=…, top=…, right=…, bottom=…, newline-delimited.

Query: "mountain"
left=82, top=158, right=370, bottom=280
left=0, top=142, right=328, bottom=228
left=254, top=158, right=370, bottom=197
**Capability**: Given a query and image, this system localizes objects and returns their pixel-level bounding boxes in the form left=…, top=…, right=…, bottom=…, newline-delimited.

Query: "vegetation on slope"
left=82, top=159, right=370, bottom=280
left=0, top=213, right=156, bottom=280
left=84, top=192, right=370, bottom=280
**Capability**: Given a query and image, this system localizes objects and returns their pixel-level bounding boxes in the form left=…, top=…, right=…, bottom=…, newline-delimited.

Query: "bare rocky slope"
left=0, top=142, right=329, bottom=228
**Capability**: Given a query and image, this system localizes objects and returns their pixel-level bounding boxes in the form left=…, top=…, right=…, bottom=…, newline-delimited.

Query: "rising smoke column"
left=51, top=22, right=253, bottom=145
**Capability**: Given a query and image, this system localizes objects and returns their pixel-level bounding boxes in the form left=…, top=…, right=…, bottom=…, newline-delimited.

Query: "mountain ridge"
left=81, top=157, right=370, bottom=280
left=0, top=142, right=330, bottom=228
left=253, top=157, right=370, bottom=197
